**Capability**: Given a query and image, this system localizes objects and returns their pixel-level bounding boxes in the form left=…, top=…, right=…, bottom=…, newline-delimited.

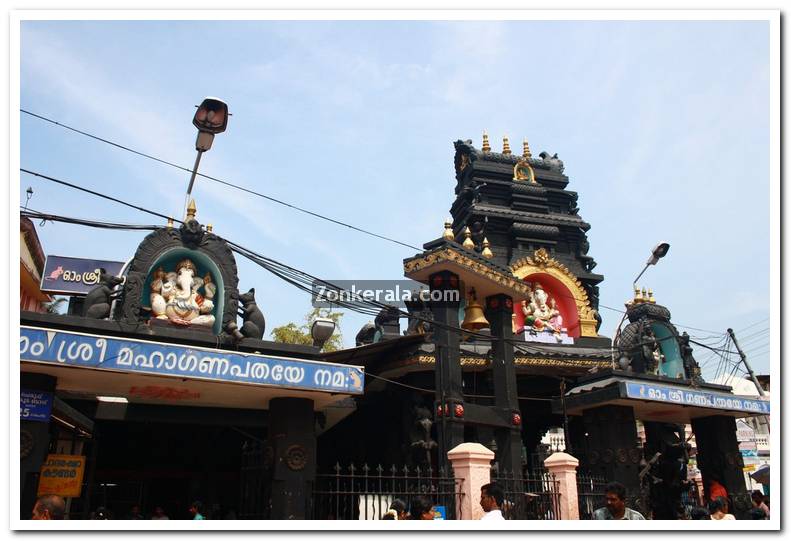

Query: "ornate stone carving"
left=285, top=444, right=307, bottom=471
left=510, top=248, right=598, bottom=337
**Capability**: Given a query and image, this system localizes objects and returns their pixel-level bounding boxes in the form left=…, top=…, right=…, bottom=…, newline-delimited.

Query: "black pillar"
left=485, top=294, right=522, bottom=475
left=20, top=372, right=57, bottom=520
left=429, top=271, right=464, bottom=471
left=578, top=405, right=641, bottom=503
left=692, top=415, right=751, bottom=518
left=268, top=397, right=316, bottom=520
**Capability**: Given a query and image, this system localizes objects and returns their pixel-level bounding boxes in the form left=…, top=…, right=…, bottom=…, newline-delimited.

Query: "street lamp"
left=612, top=242, right=671, bottom=364
left=183, top=97, right=230, bottom=219
left=631, top=242, right=670, bottom=288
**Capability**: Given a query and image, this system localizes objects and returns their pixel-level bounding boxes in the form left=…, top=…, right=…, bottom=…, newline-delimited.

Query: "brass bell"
left=461, top=288, right=489, bottom=331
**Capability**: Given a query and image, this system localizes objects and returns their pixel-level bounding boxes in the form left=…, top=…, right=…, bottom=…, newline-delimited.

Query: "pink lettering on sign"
left=128, top=386, right=200, bottom=400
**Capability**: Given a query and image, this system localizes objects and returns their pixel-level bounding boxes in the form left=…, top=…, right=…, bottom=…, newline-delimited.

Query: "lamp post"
left=612, top=242, right=671, bottom=365
left=311, top=317, right=336, bottom=349
left=183, top=97, right=230, bottom=219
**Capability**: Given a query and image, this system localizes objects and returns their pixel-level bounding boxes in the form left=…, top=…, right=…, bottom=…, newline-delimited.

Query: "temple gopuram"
left=19, top=133, right=769, bottom=521
left=320, top=133, right=769, bottom=519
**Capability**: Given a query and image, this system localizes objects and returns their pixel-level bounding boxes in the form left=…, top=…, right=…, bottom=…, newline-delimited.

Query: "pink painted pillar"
left=447, top=442, right=494, bottom=520
left=544, top=452, right=580, bottom=520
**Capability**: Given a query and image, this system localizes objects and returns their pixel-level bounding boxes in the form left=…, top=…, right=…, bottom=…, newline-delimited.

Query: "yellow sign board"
left=37, top=454, right=86, bottom=498
left=743, top=464, right=757, bottom=472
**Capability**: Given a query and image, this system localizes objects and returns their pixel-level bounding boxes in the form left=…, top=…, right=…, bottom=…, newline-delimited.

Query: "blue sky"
left=19, top=19, right=771, bottom=379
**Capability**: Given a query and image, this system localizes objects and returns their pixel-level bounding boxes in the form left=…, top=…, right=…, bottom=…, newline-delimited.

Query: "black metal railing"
left=576, top=472, right=608, bottom=520
left=310, top=463, right=463, bottom=520
left=238, top=441, right=269, bottom=519
left=491, top=469, right=561, bottom=520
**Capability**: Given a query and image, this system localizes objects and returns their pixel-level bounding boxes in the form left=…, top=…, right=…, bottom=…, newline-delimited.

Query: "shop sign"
left=624, top=382, right=770, bottom=415
left=20, top=326, right=365, bottom=395
left=20, top=389, right=52, bottom=422
left=37, top=454, right=86, bottom=498
left=40, top=255, right=125, bottom=296
left=743, top=464, right=757, bottom=472
left=741, top=449, right=758, bottom=458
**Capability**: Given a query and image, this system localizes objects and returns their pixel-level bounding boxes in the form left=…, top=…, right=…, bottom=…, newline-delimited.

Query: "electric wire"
left=21, top=108, right=422, bottom=252
left=17, top=171, right=733, bottom=360
left=20, top=111, right=736, bottom=337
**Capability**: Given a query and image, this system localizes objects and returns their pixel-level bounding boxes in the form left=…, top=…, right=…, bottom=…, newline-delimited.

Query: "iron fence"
left=576, top=472, right=608, bottom=520
left=310, top=463, right=463, bottom=520
left=491, top=469, right=561, bottom=520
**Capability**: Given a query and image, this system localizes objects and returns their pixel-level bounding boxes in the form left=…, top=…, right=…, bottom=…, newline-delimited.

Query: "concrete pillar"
left=447, top=442, right=494, bottom=520
left=544, top=452, right=580, bottom=520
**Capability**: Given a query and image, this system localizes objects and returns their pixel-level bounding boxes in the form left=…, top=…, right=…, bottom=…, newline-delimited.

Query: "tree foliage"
left=270, top=307, right=344, bottom=352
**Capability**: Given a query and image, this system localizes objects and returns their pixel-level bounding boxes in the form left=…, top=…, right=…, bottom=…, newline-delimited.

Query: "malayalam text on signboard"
left=625, top=382, right=770, bottom=415
left=40, top=255, right=125, bottom=296
left=20, top=326, right=365, bottom=395
left=20, top=389, right=53, bottom=422
left=37, top=454, right=86, bottom=498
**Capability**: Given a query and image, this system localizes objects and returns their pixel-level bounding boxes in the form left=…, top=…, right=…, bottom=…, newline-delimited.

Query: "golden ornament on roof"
left=462, top=227, right=475, bottom=250
left=482, top=130, right=491, bottom=153
left=443, top=219, right=455, bottom=241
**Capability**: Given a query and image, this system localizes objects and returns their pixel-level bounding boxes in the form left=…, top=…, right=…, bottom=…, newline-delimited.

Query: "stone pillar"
left=577, top=405, right=641, bottom=503
left=447, top=442, right=494, bottom=520
left=544, top=452, right=580, bottom=520
left=692, top=415, right=750, bottom=518
left=485, top=294, right=522, bottom=476
left=429, top=271, right=465, bottom=471
left=268, top=397, right=316, bottom=520
left=20, top=373, right=57, bottom=520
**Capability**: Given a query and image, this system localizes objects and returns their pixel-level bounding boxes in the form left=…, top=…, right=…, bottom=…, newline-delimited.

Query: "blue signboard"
left=40, top=255, right=126, bottom=296
left=20, top=326, right=364, bottom=395
left=625, top=382, right=769, bottom=415
left=20, top=389, right=53, bottom=422
left=433, top=506, right=446, bottom=520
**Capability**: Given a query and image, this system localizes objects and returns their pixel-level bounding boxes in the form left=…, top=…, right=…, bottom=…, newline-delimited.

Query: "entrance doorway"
left=89, top=418, right=266, bottom=520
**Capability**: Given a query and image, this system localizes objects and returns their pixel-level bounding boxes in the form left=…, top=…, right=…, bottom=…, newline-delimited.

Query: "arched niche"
left=510, top=249, right=598, bottom=338
left=512, top=273, right=581, bottom=338
left=113, top=224, right=240, bottom=336
left=143, top=247, right=225, bottom=335
left=652, top=322, right=685, bottom=379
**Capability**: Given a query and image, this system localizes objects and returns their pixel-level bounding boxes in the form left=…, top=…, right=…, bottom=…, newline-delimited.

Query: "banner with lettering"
left=20, top=326, right=365, bottom=395
left=37, top=454, right=86, bottom=498
left=40, top=255, right=125, bottom=296
left=624, top=381, right=769, bottom=415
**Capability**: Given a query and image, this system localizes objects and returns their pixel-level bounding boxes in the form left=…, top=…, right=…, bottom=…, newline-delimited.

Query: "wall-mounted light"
left=311, top=318, right=336, bottom=349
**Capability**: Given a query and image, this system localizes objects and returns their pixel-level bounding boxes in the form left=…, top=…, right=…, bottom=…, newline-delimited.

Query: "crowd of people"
left=30, top=485, right=771, bottom=521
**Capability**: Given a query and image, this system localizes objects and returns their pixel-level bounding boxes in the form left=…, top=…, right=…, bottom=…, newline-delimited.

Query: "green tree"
left=270, top=307, right=344, bottom=352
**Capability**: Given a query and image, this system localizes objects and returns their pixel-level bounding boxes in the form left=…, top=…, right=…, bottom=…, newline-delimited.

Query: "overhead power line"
left=21, top=108, right=422, bottom=252
left=19, top=170, right=727, bottom=354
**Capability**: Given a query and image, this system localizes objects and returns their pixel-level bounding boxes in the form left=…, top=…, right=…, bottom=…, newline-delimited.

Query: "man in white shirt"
left=480, top=483, right=506, bottom=520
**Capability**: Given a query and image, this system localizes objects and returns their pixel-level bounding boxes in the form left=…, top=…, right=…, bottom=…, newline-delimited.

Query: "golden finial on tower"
left=641, top=287, right=648, bottom=302
left=482, top=130, right=491, bottom=153
left=523, top=138, right=532, bottom=159
left=481, top=238, right=493, bottom=259
left=442, top=219, right=455, bottom=241
left=648, top=289, right=655, bottom=304
left=166, top=217, right=174, bottom=229
left=502, top=136, right=512, bottom=155
left=207, top=223, right=213, bottom=233
left=634, top=286, right=643, bottom=303
left=186, top=199, right=197, bottom=222
left=462, top=227, right=475, bottom=250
